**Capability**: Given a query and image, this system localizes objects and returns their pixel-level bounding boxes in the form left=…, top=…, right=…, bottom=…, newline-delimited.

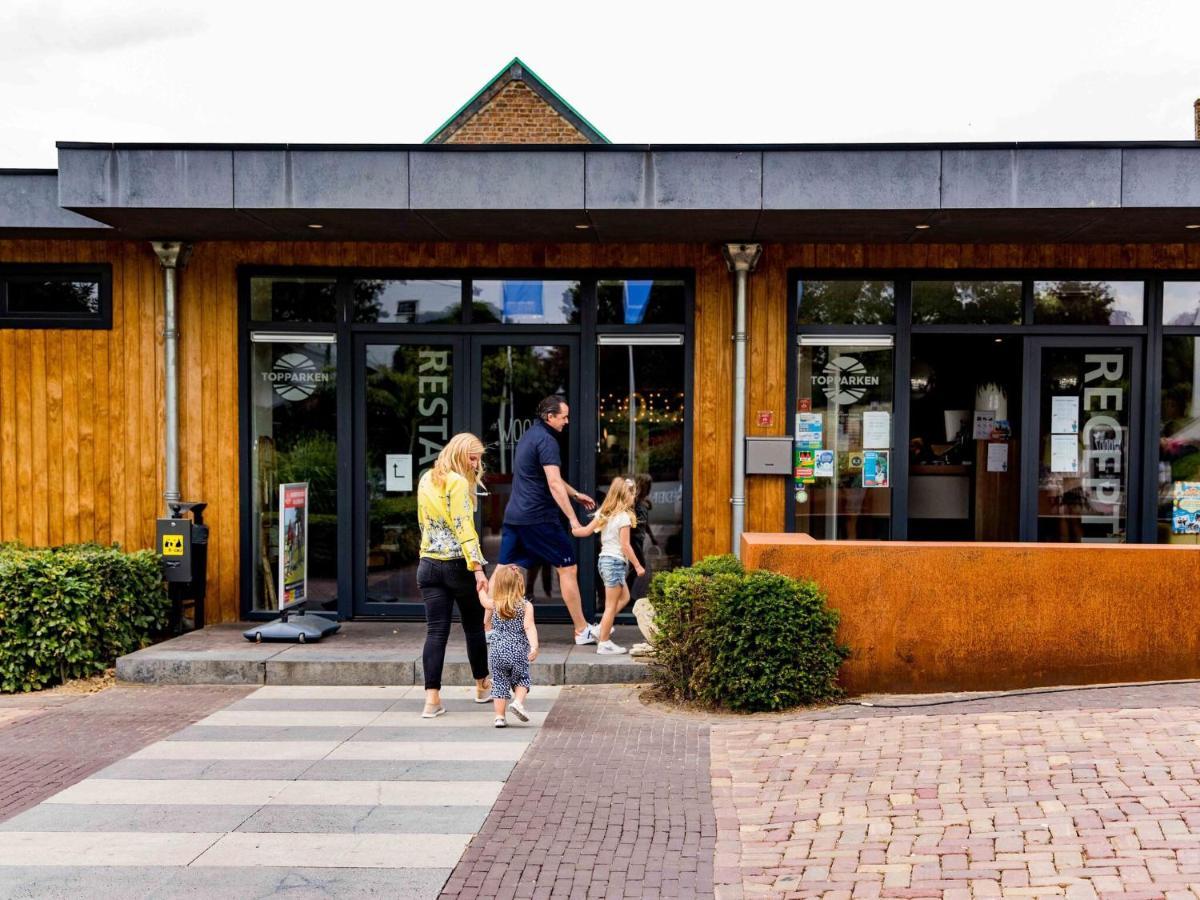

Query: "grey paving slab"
left=168, top=725, right=362, bottom=742
left=264, top=654, right=417, bottom=687
left=0, top=865, right=450, bottom=900
left=405, top=697, right=556, bottom=713
left=565, top=649, right=650, bottom=684
left=236, top=804, right=489, bottom=835
left=91, top=759, right=318, bottom=782
left=296, top=759, right=516, bottom=782
left=347, top=726, right=532, bottom=743
left=227, top=697, right=399, bottom=712
left=0, top=804, right=259, bottom=834
left=116, top=653, right=267, bottom=686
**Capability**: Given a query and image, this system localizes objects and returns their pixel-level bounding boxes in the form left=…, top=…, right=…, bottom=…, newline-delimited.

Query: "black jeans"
left=417, top=557, right=489, bottom=691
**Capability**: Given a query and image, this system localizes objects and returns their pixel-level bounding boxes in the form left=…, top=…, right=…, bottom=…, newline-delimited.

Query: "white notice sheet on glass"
left=1051, top=396, right=1079, bottom=434
left=986, top=442, right=1009, bottom=473
left=972, top=410, right=996, bottom=440
left=385, top=454, right=413, bottom=492
left=1050, top=435, right=1079, bottom=474
left=862, top=411, right=890, bottom=449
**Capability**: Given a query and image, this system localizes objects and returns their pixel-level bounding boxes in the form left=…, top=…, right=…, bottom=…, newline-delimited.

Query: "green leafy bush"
left=0, top=543, right=169, bottom=693
left=648, top=556, right=848, bottom=712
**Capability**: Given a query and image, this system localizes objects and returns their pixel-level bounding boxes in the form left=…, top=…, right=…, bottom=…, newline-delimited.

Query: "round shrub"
left=648, top=556, right=848, bottom=712
left=705, top=570, right=848, bottom=711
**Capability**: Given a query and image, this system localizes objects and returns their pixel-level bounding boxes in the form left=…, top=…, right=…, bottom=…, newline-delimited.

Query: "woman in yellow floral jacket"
left=416, top=433, right=491, bottom=718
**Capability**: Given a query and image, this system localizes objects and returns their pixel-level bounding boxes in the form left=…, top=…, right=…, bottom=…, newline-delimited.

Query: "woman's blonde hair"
left=430, top=433, right=486, bottom=506
left=593, top=475, right=637, bottom=529
left=491, top=564, right=526, bottom=620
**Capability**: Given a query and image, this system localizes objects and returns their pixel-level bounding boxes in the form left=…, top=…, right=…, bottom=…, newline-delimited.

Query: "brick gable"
left=444, top=81, right=591, bottom=145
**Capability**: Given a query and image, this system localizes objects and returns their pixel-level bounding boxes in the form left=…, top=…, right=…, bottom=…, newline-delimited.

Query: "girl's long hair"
left=430, top=433, right=486, bottom=507
left=491, top=565, right=526, bottom=620
left=593, top=476, right=638, bottom=529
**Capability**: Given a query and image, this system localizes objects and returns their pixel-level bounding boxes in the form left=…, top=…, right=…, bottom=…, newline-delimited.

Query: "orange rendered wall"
left=743, top=532, right=1200, bottom=694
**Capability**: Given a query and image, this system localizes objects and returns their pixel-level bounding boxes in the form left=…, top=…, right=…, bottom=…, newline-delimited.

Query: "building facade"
left=2, top=63, right=1200, bottom=624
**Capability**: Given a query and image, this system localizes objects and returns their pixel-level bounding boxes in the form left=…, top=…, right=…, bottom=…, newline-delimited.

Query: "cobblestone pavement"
left=0, top=684, right=252, bottom=822
left=441, top=685, right=717, bottom=899
left=711, top=682, right=1200, bottom=899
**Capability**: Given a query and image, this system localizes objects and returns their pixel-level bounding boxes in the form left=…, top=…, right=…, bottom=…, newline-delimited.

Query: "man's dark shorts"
left=498, top=522, right=576, bottom=569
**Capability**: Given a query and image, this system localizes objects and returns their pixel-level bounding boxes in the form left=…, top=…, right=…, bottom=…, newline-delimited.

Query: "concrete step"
left=117, top=623, right=651, bottom=687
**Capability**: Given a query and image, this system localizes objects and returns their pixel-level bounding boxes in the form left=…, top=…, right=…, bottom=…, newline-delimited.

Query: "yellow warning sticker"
left=162, top=533, right=184, bottom=557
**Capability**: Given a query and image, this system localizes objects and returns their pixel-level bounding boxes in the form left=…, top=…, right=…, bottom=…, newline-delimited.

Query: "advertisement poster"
left=1173, top=482, right=1200, bottom=534
left=863, top=450, right=890, bottom=488
left=1051, top=396, right=1079, bottom=434
left=1050, top=435, right=1079, bottom=474
left=972, top=410, right=996, bottom=440
left=814, top=450, right=835, bottom=478
left=862, top=411, right=890, bottom=449
left=278, top=482, right=309, bottom=608
left=794, top=447, right=815, bottom=483
left=795, top=412, right=824, bottom=448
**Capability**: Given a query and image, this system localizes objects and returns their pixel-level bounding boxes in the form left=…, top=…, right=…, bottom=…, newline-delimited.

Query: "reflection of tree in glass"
left=913, top=281, right=1021, bottom=324
left=798, top=281, right=893, bottom=325
left=1035, top=282, right=1118, bottom=325
left=14, top=281, right=101, bottom=315
left=251, top=279, right=336, bottom=322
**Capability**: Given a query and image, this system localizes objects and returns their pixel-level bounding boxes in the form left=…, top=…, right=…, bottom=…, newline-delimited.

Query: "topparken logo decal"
left=265, top=352, right=331, bottom=401
left=812, top=355, right=879, bottom=405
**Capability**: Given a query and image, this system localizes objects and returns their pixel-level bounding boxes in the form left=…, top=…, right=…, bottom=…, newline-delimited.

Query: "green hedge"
left=649, top=554, right=849, bottom=712
left=0, top=543, right=169, bottom=693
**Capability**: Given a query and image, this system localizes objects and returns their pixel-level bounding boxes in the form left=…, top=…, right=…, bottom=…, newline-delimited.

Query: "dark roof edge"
left=55, top=140, right=1200, bottom=152
left=0, top=168, right=58, bottom=175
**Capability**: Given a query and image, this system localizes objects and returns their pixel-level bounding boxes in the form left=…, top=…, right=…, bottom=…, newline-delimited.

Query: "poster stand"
left=242, top=481, right=340, bottom=643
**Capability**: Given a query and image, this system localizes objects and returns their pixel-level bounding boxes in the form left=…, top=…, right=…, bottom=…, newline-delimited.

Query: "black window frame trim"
left=0, top=264, right=112, bottom=330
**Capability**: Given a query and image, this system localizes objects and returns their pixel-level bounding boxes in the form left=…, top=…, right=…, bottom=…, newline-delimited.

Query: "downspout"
left=722, top=243, right=763, bottom=557
left=151, top=242, right=192, bottom=515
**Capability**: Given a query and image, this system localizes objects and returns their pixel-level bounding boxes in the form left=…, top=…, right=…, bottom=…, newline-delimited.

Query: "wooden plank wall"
left=3, top=238, right=1197, bottom=623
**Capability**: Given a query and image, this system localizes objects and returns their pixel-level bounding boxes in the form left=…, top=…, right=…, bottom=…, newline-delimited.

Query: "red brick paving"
left=0, top=684, right=251, bottom=821
left=441, top=685, right=716, bottom=899
left=711, top=683, right=1200, bottom=899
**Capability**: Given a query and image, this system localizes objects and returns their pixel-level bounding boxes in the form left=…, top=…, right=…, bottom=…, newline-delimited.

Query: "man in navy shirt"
left=499, top=395, right=598, bottom=644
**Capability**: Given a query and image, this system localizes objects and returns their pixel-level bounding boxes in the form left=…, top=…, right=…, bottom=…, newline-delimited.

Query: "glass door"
left=472, top=336, right=580, bottom=621
left=354, top=336, right=465, bottom=616
left=1021, top=337, right=1143, bottom=543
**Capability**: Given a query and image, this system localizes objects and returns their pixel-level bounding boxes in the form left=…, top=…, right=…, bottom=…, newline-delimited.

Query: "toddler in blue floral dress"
left=480, top=564, right=540, bottom=727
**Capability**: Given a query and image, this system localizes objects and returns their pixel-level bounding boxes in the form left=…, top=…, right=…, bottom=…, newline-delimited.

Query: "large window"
left=793, top=337, right=894, bottom=540
left=791, top=271, right=1160, bottom=544
left=0, top=265, right=110, bottom=328
left=248, top=335, right=339, bottom=612
left=1160, top=331, right=1200, bottom=543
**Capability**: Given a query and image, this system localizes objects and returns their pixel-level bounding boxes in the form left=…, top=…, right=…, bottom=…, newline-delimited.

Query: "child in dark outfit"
left=479, top=564, right=539, bottom=728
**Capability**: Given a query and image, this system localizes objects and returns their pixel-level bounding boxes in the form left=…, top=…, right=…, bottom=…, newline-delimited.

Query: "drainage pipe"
left=722, top=243, right=762, bottom=557
left=151, top=241, right=191, bottom=515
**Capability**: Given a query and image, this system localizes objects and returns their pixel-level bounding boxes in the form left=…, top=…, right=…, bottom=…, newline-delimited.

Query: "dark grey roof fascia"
left=0, top=170, right=110, bottom=233
left=36, top=142, right=1200, bottom=242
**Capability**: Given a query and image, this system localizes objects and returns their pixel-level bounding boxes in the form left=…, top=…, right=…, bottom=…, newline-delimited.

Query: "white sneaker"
left=596, top=639, right=627, bottom=655
left=494, top=716, right=507, bottom=728
left=510, top=700, right=529, bottom=722
left=574, top=623, right=598, bottom=645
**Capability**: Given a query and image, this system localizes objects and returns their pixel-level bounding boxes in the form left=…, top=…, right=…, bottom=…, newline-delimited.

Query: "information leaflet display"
left=278, top=483, right=309, bottom=608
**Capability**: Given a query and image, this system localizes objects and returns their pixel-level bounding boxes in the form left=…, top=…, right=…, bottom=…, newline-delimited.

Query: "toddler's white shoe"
left=510, top=700, right=529, bottom=722
left=493, top=716, right=507, bottom=728
left=596, top=639, right=627, bottom=655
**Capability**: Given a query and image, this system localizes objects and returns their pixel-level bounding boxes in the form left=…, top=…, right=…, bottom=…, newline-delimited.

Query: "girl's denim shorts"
left=597, top=554, right=628, bottom=589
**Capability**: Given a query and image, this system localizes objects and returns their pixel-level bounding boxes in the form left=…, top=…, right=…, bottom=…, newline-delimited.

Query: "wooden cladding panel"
left=3, top=239, right=1199, bottom=624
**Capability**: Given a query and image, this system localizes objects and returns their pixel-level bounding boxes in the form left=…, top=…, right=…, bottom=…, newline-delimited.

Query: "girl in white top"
left=572, top=476, right=645, bottom=654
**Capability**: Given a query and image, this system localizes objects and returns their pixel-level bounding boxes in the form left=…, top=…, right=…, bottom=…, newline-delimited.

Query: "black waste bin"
left=156, top=501, right=208, bottom=632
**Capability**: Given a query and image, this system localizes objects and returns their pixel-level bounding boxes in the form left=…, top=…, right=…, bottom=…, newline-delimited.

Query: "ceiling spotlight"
left=307, top=223, right=324, bottom=230
left=914, top=224, right=932, bottom=230
left=994, top=338, right=1003, bottom=343
left=1187, top=224, right=1200, bottom=230
left=574, top=223, right=590, bottom=230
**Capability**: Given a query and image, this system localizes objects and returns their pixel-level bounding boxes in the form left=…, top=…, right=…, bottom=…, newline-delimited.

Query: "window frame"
left=787, top=268, right=1169, bottom=543
left=0, top=264, right=112, bottom=329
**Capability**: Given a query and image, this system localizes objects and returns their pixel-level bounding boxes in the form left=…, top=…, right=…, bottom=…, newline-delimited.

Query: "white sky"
left=1, top=0, right=1198, bottom=168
